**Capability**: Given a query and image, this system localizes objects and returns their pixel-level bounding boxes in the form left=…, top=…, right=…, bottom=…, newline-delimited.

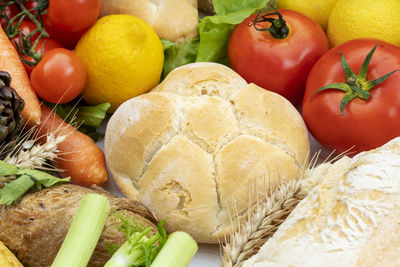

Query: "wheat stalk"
left=221, top=179, right=306, bottom=267
left=0, top=132, right=67, bottom=189
left=219, top=148, right=351, bottom=267
left=4, top=132, right=66, bottom=170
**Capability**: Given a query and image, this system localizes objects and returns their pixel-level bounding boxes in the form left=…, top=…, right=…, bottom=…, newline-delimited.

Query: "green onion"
left=151, top=231, right=198, bottom=267
left=51, top=194, right=110, bottom=267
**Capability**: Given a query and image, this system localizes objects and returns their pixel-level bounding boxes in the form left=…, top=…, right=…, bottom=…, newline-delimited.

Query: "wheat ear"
left=220, top=179, right=305, bottom=267
left=4, top=132, right=66, bottom=170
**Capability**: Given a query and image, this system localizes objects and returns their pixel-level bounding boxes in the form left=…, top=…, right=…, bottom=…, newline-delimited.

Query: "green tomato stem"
left=309, top=43, right=399, bottom=115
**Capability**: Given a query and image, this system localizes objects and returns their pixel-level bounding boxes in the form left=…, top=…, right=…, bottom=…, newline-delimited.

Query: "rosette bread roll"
left=244, top=137, right=400, bottom=267
left=105, top=63, right=310, bottom=243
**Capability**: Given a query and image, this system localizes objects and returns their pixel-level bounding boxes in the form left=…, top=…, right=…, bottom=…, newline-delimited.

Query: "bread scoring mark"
left=228, top=94, right=301, bottom=170
left=160, top=180, right=192, bottom=216
left=211, top=153, right=223, bottom=238
left=138, top=97, right=186, bottom=181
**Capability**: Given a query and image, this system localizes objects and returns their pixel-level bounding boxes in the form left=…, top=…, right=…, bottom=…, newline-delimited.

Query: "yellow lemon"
left=277, top=0, right=337, bottom=30
left=75, top=15, right=164, bottom=112
left=328, top=0, right=400, bottom=47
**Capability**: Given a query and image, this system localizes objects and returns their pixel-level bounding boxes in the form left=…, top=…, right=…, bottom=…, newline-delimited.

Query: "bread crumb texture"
left=105, top=63, right=310, bottom=243
left=244, top=137, right=400, bottom=266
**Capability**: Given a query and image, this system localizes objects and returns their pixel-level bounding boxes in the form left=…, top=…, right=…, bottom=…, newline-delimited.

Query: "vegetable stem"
left=51, top=194, right=110, bottom=267
left=309, top=43, right=400, bottom=115
left=249, top=9, right=289, bottom=39
left=151, top=231, right=198, bottom=267
left=104, top=228, right=157, bottom=267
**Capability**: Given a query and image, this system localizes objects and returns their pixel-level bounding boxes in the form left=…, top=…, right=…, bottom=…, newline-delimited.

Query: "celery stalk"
left=51, top=194, right=110, bottom=267
left=150, top=231, right=198, bottom=267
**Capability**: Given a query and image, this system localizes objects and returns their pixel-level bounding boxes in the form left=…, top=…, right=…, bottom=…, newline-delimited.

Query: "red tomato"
left=21, top=37, right=63, bottom=75
left=11, top=20, right=40, bottom=48
left=47, top=0, right=100, bottom=32
left=0, top=2, right=18, bottom=28
left=228, top=9, right=329, bottom=105
left=23, top=1, right=39, bottom=15
left=44, top=15, right=86, bottom=49
left=31, top=48, right=87, bottom=104
left=302, top=39, right=400, bottom=154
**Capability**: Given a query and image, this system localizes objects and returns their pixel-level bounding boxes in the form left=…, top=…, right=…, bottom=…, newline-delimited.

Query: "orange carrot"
left=37, top=105, right=109, bottom=186
left=0, top=27, right=41, bottom=125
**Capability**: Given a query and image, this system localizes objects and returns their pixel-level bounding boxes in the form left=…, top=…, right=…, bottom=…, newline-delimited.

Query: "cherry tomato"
left=302, top=39, right=400, bottom=154
left=23, top=0, right=38, bottom=15
left=228, top=9, right=329, bottom=105
left=24, top=1, right=38, bottom=10
left=11, top=20, right=40, bottom=48
left=47, top=0, right=100, bottom=32
left=0, top=2, right=18, bottom=28
left=21, top=37, right=63, bottom=75
left=44, top=15, right=86, bottom=49
left=31, top=48, right=87, bottom=104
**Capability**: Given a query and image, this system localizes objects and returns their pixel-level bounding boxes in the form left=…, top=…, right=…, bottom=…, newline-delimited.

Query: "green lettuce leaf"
left=196, top=0, right=276, bottom=63
left=162, top=39, right=199, bottom=79
left=47, top=102, right=111, bottom=142
left=0, top=160, right=69, bottom=205
left=161, top=0, right=276, bottom=76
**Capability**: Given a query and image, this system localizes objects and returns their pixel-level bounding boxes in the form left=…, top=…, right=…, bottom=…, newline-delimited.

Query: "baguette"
left=243, top=137, right=400, bottom=267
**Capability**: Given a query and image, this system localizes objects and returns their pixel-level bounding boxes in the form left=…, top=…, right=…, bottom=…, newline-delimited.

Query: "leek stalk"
left=150, top=231, right=198, bottom=267
left=51, top=194, right=110, bottom=267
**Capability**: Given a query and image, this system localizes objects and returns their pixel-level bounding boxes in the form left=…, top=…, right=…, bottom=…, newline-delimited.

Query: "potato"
left=0, top=184, right=157, bottom=267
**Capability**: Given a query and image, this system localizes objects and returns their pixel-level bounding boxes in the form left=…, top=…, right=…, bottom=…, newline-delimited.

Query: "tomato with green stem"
left=302, top=39, right=400, bottom=154
left=21, top=37, right=63, bottom=75
left=31, top=48, right=87, bottom=104
left=10, top=20, right=40, bottom=48
left=0, top=2, right=18, bottom=28
left=23, top=0, right=38, bottom=14
left=228, top=9, right=329, bottom=105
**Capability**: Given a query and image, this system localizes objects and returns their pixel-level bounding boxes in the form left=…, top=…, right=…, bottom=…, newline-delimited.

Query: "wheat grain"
left=220, top=149, right=350, bottom=267
left=221, top=179, right=306, bottom=267
left=4, top=133, right=66, bottom=170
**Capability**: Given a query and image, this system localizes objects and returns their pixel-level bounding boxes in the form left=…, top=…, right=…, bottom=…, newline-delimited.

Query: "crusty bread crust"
left=244, top=137, right=400, bottom=266
left=100, top=0, right=198, bottom=42
left=105, top=63, right=310, bottom=243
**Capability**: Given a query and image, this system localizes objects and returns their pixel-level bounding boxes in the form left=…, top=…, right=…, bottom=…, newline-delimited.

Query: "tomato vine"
left=0, top=0, right=48, bottom=66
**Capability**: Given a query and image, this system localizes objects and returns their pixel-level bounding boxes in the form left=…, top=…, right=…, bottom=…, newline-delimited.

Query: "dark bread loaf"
left=0, top=184, right=157, bottom=267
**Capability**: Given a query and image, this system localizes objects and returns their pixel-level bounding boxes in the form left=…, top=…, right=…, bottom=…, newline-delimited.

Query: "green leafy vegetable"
left=104, top=215, right=167, bottom=267
left=47, top=102, right=111, bottom=142
left=52, top=194, right=110, bottom=267
left=162, top=39, right=199, bottom=79
left=161, top=0, right=276, bottom=76
left=0, top=160, right=69, bottom=205
left=197, top=0, right=276, bottom=63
